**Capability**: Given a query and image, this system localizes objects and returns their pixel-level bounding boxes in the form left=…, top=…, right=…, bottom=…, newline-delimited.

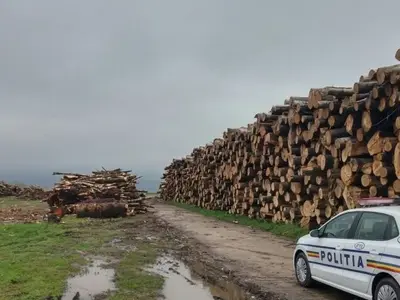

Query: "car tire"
left=295, top=252, right=314, bottom=287
left=374, top=277, right=400, bottom=300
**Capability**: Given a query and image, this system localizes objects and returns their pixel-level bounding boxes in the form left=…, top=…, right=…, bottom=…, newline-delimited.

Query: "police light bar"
left=358, top=197, right=400, bottom=207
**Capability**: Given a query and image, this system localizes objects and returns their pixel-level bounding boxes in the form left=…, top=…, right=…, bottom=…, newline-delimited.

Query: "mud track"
left=152, top=201, right=357, bottom=300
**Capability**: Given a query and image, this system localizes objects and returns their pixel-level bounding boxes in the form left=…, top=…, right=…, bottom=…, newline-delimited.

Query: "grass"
left=0, top=198, right=165, bottom=300
left=171, top=202, right=309, bottom=240
left=110, top=244, right=164, bottom=300
left=0, top=220, right=86, bottom=299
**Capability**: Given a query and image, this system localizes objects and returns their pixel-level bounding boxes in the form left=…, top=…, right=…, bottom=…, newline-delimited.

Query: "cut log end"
left=396, top=48, right=400, bottom=62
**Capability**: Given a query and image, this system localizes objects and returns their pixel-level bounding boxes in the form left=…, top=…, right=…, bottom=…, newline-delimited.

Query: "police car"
left=293, top=197, right=400, bottom=300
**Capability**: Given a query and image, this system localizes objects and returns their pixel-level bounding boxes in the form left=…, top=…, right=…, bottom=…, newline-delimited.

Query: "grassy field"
left=0, top=198, right=165, bottom=300
left=171, top=202, right=309, bottom=240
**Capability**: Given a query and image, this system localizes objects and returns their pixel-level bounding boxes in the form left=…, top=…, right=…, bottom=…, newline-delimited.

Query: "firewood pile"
left=0, top=181, right=50, bottom=200
left=159, top=49, right=400, bottom=229
left=48, top=168, right=149, bottom=217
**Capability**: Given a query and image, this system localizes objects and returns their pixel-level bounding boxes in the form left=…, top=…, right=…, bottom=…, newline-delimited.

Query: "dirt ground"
left=151, top=201, right=357, bottom=300
left=0, top=197, right=357, bottom=299
left=0, top=198, right=46, bottom=223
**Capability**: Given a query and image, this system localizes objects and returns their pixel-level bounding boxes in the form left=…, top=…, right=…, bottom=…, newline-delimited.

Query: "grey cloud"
left=0, top=0, right=399, bottom=178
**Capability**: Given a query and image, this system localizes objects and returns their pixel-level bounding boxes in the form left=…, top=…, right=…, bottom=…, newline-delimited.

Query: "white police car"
left=293, top=198, right=400, bottom=300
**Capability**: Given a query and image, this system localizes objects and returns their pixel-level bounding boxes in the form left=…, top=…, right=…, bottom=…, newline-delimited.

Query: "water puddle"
left=62, top=259, right=116, bottom=300
left=110, top=238, right=137, bottom=252
left=147, top=256, right=249, bottom=300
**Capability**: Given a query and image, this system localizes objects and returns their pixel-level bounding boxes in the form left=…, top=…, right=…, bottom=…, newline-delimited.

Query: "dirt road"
left=153, top=202, right=356, bottom=300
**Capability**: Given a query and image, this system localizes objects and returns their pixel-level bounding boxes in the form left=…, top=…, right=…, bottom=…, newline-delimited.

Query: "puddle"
left=147, top=256, right=249, bottom=300
left=62, top=259, right=116, bottom=300
left=110, top=238, right=137, bottom=252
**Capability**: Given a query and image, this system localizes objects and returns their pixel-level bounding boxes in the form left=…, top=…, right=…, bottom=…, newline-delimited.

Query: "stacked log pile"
left=0, top=181, right=50, bottom=200
left=48, top=168, right=149, bottom=217
left=159, top=50, right=400, bottom=229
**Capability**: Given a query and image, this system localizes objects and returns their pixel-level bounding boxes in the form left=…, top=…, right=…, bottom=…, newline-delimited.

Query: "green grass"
left=171, top=202, right=309, bottom=240
left=0, top=214, right=164, bottom=300
left=0, top=220, right=84, bottom=299
left=110, top=244, right=164, bottom=300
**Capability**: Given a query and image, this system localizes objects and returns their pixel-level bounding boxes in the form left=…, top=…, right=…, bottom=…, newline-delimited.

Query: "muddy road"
left=152, top=201, right=356, bottom=300
left=0, top=198, right=356, bottom=299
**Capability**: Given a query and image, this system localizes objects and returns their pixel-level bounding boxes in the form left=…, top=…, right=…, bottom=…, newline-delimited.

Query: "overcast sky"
left=0, top=0, right=399, bottom=176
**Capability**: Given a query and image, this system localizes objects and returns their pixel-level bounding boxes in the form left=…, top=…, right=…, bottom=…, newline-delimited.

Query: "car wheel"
left=295, top=252, right=314, bottom=287
left=375, top=277, right=400, bottom=300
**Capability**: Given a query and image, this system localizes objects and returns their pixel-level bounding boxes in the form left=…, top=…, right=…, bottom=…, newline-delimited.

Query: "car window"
left=389, top=218, right=399, bottom=239
left=321, top=212, right=358, bottom=239
left=354, top=212, right=389, bottom=241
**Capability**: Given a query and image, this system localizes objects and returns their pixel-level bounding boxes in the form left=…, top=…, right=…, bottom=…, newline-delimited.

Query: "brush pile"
left=0, top=181, right=50, bottom=200
left=48, top=168, right=149, bottom=218
left=17, top=185, right=52, bottom=200
left=0, top=182, right=20, bottom=197
left=160, top=49, right=400, bottom=229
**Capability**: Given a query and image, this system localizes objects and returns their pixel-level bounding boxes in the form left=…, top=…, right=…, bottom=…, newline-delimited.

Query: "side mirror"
left=310, top=229, right=320, bottom=238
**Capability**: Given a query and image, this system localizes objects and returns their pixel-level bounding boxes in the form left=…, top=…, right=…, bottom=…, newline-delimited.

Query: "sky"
left=0, top=0, right=400, bottom=187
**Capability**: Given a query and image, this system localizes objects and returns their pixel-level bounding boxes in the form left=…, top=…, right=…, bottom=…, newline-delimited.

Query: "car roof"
left=343, top=206, right=400, bottom=217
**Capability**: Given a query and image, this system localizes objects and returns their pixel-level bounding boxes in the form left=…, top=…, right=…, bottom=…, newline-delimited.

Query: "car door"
left=307, top=211, right=360, bottom=286
left=340, top=212, right=392, bottom=294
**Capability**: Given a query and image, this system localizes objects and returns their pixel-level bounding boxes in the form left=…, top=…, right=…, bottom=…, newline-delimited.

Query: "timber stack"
left=48, top=168, right=149, bottom=217
left=159, top=49, right=400, bottom=230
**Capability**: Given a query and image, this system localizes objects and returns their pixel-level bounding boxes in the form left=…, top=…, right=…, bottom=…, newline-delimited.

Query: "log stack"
left=48, top=168, right=149, bottom=217
left=159, top=49, right=400, bottom=229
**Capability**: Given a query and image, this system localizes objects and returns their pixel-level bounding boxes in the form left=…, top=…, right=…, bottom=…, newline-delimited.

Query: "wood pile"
left=48, top=168, right=149, bottom=217
left=159, top=49, right=400, bottom=229
left=0, top=182, right=20, bottom=197
left=0, top=181, right=50, bottom=200
left=17, top=186, right=52, bottom=200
